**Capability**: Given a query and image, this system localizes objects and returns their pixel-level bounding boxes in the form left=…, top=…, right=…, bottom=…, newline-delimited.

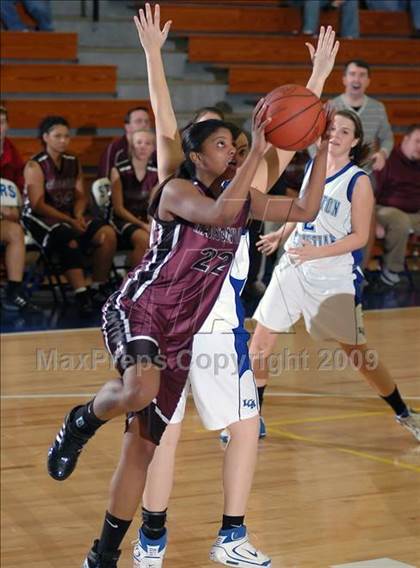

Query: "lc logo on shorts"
left=243, top=398, right=257, bottom=410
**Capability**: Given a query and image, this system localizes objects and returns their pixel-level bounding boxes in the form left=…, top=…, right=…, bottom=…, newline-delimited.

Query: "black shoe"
left=47, top=406, right=93, bottom=481
left=90, top=282, right=114, bottom=306
left=2, top=291, right=41, bottom=313
left=75, top=290, right=95, bottom=317
left=82, top=540, right=121, bottom=568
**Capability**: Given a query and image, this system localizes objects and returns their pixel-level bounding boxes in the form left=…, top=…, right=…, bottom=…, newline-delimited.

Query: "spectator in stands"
left=23, top=116, right=117, bottom=316
left=290, top=0, right=359, bottom=39
left=0, top=0, right=54, bottom=31
left=1, top=106, right=40, bottom=311
left=110, top=129, right=157, bottom=267
left=97, top=106, right=153, bottom=179
left=374, top=124, right=420, bottom=287
left=366, top=0, right=420, bottom=38
left=330, top=59, right=394, bottom=172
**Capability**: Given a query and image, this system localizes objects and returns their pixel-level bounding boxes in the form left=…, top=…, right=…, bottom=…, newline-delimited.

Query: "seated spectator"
left=290, top=0, right=359, bottom=39
left=0, top=0, right=53, bottom=31
left=23, top=116, right=117, bottom=315
left=0, top=106, right=39, bottom=311
left=366, top=0, right=420, bottom=38
left=97, top=106, right=154, bottom=179
left=110, top=129, right=157, bottom=267
left=374, top=124, right=420, bottom=286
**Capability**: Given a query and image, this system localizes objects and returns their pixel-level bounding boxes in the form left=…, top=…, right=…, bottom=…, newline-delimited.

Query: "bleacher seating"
left=2, top=100, right=152, bottom=130
left=159, top=5, right=411, bottom=36
left=2, top=63, right=116, bottom=94
left=228, top=66, right=420, bottom=97
left=1, top=31, right=78, bottom=60
left=1, top=3, right=418, bottom=178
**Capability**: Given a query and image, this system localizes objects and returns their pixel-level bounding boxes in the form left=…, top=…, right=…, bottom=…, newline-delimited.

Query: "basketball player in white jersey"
left=128, top=6, right=339, bottom=568
left=251, top=109, right=420, bottom=444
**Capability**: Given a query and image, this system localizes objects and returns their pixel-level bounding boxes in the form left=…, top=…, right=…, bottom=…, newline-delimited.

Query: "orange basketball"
left=263, top=84, right=326, bottom=151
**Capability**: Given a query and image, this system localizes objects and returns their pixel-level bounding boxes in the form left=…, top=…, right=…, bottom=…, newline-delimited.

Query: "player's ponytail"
left=336, top=110, right=371, bottom=167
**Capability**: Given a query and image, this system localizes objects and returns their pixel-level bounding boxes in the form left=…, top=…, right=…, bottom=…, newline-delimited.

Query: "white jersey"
left=285, top=160, right=367, bottom=279
left=199, top=229, right=250, bottom=333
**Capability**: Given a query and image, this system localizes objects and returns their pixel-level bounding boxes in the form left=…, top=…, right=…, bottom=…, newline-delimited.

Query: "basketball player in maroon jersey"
left=110, top=129, right=158, bottom=267
left=131, top=7, right=338, bottom=568
left=23, top=116, right=117, bottom=315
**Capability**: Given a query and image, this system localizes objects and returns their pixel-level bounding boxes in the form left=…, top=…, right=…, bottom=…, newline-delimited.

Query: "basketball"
left=263, top=84, right=326, bottom=151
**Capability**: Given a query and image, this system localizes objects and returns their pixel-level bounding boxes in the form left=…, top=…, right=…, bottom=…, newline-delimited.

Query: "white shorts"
left=170, top=330, right=259, bottom=430
left=253, top=258, right=366, bottom=345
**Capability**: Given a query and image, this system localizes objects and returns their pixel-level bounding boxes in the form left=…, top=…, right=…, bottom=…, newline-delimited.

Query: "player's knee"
left=97, top=225, right=117, bottom=246
left=388, top=210, right=411, bottom=233
left=131, top=229, right=148, bottom=247
left=8, top=222, right=25, bottom=243
left=123, top=381, right=159, bottom=412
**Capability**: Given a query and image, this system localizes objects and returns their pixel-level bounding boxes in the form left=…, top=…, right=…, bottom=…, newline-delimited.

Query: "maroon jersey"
left=24, top=151, right=79, bottom=226
left=115, top=159, right=158, bottom=222
left=98, top=136, right=158, bottom=179
left=116, top=180, right=250, bottom=339
left=98, top=136, right=128, bottom=179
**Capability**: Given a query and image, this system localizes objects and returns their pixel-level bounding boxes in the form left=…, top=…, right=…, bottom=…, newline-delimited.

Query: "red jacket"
left=0, top=137, right=25, bottom=190
left=375, top=146, right=420, bottom=213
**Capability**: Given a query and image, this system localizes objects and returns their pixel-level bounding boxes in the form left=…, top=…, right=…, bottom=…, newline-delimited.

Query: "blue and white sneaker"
left=209, top=525, right=271, bottom=567
left=133, top=528, right=167, bottom=568
left=396, top=409, right=420, bottom=442
left=219, top=428, right=230, bottom=444
left=219, top=417, right=267, bottom=445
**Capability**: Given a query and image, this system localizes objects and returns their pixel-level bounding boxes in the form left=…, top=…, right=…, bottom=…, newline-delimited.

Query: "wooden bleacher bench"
left=11, top=136, right=113, bottom=168
left=160, top=5, right=411, bottom=37
left=188, top=36, right=420, bottom=66
left=1, top=64, right=117, bottom=94
left=2, top=100, right=153, bottom=130
left=1, top=31, right=78, bottom=61
left=228, top=66, right=420, bottom=96
left=159, top=5, right=300, bottom=34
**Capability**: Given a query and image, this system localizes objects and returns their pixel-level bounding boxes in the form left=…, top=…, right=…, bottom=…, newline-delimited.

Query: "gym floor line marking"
left=268, top=426, right=420, bottom=473
left=1, top=327, right=102, bottom=337
left=268, top=410, right=388, bottom=427
left=1, top=392, right=419, bottom=401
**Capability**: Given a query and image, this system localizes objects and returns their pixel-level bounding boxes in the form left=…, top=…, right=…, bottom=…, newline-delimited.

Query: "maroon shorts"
left=102, top=291, right=193, bottom=444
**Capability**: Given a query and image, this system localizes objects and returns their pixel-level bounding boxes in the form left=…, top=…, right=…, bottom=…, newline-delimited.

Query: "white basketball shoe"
left=209, top=525, right=271, bottom=567
left=396, top=409, right=420, bottom=441
left=133, top=528, right=167, bottom=567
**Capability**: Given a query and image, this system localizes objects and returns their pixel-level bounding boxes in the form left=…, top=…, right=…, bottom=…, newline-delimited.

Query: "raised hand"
left=306, top=25, right=340, bottom=81
left=134, top=3, right=172, bottom=54
left=250, top=98, right=271, bottom=157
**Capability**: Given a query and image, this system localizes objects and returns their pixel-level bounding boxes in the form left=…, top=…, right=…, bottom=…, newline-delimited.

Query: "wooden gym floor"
left=1, top=308, right=419, bottom=567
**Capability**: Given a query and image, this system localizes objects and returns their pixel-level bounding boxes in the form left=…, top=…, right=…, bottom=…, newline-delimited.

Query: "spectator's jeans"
left=290, top=0, right=359, bottom=38
left=0, top=0, right=53, bottom=31
left=366, top=0, right=420, bottom=30
left=375, top=206, right=420, bottom=272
